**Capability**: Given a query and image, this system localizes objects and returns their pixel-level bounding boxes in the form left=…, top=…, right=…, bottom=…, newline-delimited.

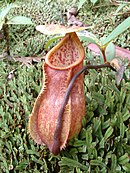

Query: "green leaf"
left=0, top=3, right=18, bottom=21
left=0, top=3, right=18, bottom=30
left=77, top=30, right=101, bottom=46
left=59, top=157, right=89, bottom=171
left=118, top=153, right=129, bottom=165
left=90, top=159, right=106, bottom=168
left=123, top=110, right=130, bottom=121
left=105, top=42, right=115, bottom=61
left=78, top=0, right=87, bottom=11
left=120, top=122, right=125, bottom=138
left=104, top=126, right=113, bottom=141
left=93, top=117, right=101, bottom=133
left=114, top=3, right=127, bottom=15
left=15, top=161, right=29, bottom=170
left=31, top=155, right=43, bottom=165
left=111, top=154, right=117, bottom=170
left=103, top=17, right=130, bottom=45
left=72, top=139, right=86, bottom=147
left=99, top=138, right=105, bottom=149
left=26, top=149, right=40, bottom=156
left=75, top=168, right=83, bottom=173
left=86, top=129, right=92, bottom=147
left=45, top=36, right=63, bottom=50
left=79, top=36, right=97, bottom=44
left=90, top=0, right=98, bottom=5
left=7, top=16, right=33, bottom=25
left=122, top=163, right=130, bottom=172
left=102, top=119, right=110, bottom=129
left=92, top=92, right=104, bottom=105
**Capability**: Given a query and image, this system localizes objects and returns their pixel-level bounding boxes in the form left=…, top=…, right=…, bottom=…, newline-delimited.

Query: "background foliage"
left=0, top=0, right=130, bottom=172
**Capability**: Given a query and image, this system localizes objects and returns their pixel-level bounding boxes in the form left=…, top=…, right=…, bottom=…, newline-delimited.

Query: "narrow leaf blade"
left=45, top=36, right=63, bottom=50
left=59, top=157, right=89, bottom=171
left=78, top=0, right=87, bottom=10
left=78, top=30, right=101, bottom=46
left=104, top=126, right=113, bottom=140
left=105, top=42, right=116, bottom=61
left=0, top=3, right=18, bottom=20
left=7, top=16, right=33, bottom=25
left=90, top=0, right=98, bottom=5
left=114, top=3, right=126, bottom=14
left=103, top=17, right=130, bottom=45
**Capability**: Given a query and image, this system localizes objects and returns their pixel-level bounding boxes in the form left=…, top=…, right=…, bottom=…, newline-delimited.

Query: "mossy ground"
left=0, top=0, right=130, bottom=172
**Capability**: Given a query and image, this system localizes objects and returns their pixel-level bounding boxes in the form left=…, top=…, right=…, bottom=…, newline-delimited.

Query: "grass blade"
left=103, top=17, right=130, bottom=45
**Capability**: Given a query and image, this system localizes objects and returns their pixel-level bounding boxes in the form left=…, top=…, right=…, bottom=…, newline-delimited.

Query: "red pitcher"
left=29, top=31, right=85, bottom=155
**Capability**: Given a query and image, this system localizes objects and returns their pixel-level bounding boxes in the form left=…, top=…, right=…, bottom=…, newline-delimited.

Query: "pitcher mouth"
left=45, top=32, right=85, bottom=70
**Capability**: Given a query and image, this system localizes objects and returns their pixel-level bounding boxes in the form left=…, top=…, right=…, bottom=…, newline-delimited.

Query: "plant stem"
left=51, top=63, right=116, bottom=155
left=101, top=49, right=107, bottom=63
left=3, top=18, right=10, bottom=55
